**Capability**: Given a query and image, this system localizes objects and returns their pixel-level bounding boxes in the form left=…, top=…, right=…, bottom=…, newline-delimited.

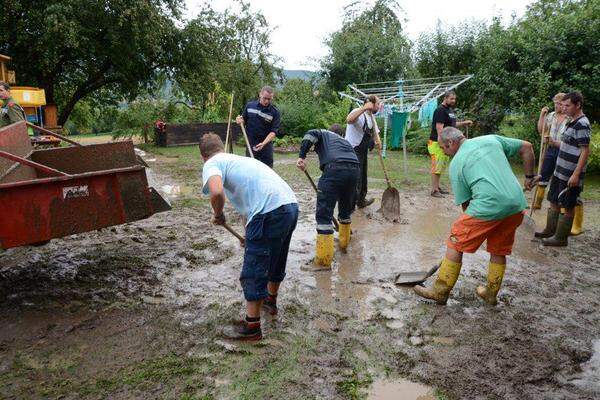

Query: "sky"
left=184, top=0, right=535, bottom=70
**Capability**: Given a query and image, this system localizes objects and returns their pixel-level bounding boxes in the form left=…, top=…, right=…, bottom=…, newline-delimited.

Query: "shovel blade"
left=395, top=264, right=440, bottom=286
left=381, top=187, right=401, bottom=222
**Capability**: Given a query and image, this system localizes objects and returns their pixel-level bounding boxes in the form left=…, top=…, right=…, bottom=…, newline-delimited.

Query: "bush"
left=405, top=127, right=429, bottom=155
left=498, top=113, right=540, bottom=153
left=587, top=123, right=600, bottom=174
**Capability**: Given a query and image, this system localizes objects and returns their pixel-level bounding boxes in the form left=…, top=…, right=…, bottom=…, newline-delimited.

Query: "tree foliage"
left=175, top=1, right=282, bottom=113
left=321, top=0, right=413, bottom=91
left=415, top=0, right=600, bottom=129
left=1, top=0, right=184, bottom=125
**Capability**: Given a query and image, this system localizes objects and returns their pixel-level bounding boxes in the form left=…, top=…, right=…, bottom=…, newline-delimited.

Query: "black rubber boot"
left=542, top=215, right=573, bottom=247
left=357, top=198, right=375, bottom=208
left=222, top=317, right=262, bottom=342
left=535, top=208, right=560, bottom=238
left=262, top=294, right=278, bottom=316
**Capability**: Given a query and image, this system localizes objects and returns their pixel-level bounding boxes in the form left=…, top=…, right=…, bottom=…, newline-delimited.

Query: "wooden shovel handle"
left=223, top=222, right=245, bottom=244
left=370, top=114, right=393, bottom=189
left=240, top=122, right=255, bottom=158
left=529, top=120, right=550, bottom=217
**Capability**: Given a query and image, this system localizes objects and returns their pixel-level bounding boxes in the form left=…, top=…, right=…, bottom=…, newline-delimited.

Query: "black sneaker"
left=222, top=319, right=262, bottom=342
left=262, top=295, right=278, bottom=316
left=430, top=190, right=445, bottom=198
left=438, top=187, right=450, bottom=195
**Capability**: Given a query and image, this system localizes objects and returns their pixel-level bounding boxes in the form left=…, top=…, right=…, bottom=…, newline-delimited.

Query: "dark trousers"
left=241, top=203, right=299, bottom=301
left=353, top=134, right=370, bottom=206
left=539, top=146, right=559, bottom=186
left=246, top=142, right=274, bottom=168
left=316, top=163, right=359, bottom=234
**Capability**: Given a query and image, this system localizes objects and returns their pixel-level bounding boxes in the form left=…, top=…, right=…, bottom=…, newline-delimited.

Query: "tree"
left=321, top=0, right=413, bottom=91
left=174, top=1, right=282, bottom=113
left=1, top=0, right=183, bottom=125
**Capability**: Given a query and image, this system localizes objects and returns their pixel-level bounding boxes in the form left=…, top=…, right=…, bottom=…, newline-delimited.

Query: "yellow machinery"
left=1, top=54, right=53, bottom=129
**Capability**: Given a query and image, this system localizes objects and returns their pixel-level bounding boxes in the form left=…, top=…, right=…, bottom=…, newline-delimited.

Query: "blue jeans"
left=316, top=162, right=359, bottom=233
left=240, top=203, right=299, bottom=301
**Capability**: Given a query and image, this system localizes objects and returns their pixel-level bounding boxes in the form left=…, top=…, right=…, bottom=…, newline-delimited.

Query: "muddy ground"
left=1, top=149, right=600, bottom=400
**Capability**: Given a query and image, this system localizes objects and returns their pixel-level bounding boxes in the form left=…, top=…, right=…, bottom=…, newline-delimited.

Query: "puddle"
left=161, top=184, right=181, bottom=198
left=367, top=378, right=435, bottom=400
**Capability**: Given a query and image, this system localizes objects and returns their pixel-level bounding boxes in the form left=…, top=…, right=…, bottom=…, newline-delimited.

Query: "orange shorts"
left=446, top=212, right=524, bottom=256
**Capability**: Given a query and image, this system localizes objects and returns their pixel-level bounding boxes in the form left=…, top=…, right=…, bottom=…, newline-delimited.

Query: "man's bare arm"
left=207, top=176, right=226, bottom=223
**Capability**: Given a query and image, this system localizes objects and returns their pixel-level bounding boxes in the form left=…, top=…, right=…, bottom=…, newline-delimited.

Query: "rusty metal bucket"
left=0, top=121, right=170, bottom=249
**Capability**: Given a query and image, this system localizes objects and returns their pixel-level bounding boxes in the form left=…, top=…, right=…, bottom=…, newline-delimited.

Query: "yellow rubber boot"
left=476, top=262, right=506, bottom=306
left=339, top=223, right=351, bottom=251
left=570, top=204, right=584, bottom=236
left=413, top=258, right=462, bottom=305
left=315, top=233, right=334, bottom=267
left=533, top=186, right=545, bottom=209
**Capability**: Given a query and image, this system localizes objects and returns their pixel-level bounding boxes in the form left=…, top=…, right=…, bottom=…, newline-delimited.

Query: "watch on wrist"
left=525, top=174, right=535, bottom=179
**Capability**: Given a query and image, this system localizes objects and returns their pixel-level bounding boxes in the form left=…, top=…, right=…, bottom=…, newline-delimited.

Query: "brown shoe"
left=222, top=318, right=262, bottom=342
left=262, top=294, right=278, bottom=316
left=430, top=190, right=444, bottom=198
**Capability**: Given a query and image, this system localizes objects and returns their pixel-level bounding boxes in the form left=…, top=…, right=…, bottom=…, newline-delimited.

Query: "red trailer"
left=0, top=121, right=170, bottom=249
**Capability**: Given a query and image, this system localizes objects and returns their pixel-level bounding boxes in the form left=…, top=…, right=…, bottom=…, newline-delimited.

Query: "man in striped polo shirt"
left=535, top=92, right=591, bottom=247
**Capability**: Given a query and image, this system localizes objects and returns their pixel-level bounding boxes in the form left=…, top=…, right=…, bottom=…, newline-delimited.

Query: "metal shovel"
left=377, top=149, right=401, bottom=222
left=395, top=264, right=440, bottom=286
left=370, top=114, right=400, bottom=222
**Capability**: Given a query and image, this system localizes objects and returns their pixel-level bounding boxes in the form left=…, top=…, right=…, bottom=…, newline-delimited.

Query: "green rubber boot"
left=542, top=214, right=573, bottom=247
left=534, top=208, right=560, bottom=238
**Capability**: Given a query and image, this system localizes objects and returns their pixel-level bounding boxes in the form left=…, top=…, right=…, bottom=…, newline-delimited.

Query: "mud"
left=1, top=149, right=600, bottom=399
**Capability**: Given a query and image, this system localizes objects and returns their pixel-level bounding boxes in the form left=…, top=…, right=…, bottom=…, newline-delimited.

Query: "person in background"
left=428, top=91, right=473, bottom=197
left=535, top=91, right=590, bottom=246
left=236, top=86, right=281, bottom=168
left=345, top=95, right=382, bottom=208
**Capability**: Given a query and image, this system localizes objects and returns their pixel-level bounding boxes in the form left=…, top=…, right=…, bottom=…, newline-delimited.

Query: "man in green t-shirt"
left=414, top=127, right=537, bottom=306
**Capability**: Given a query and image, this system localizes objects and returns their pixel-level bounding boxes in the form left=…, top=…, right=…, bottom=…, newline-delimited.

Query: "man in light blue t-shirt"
left=414, top=127, right=537, bottom=307
left=200, top=133, right=298, bottom=342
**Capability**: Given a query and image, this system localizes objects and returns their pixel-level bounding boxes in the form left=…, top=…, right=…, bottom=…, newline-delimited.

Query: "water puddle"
left=161, top=184, right=181, bottom=198
left=367, top=378, right=435, bottom=400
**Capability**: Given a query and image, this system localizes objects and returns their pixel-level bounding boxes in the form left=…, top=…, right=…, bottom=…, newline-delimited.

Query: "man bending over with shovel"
left=296, top=125, right=360, bottom=268
left=200, top=133, right=298, bottom=341
left=413, top=127, right=536, bottom=306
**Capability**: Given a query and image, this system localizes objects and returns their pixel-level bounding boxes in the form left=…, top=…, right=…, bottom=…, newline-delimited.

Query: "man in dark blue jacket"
left=236, top=86, right=281, bottom=168
left=296, top=125, right=359, bottom=268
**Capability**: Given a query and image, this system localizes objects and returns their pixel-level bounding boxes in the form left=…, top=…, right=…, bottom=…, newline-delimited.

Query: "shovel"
left=370, top=114, right=400, bottom=222
left=376, top=149, right=401, bottom=222
left=223, top=222, right=245, bottom=246
left=239, top=122, right=255, bottom=158
left=304, top=170, right=339, bottom=232
left=395, top=264, right=440, bottom=286
left=522, top=121, right=549, bottom=230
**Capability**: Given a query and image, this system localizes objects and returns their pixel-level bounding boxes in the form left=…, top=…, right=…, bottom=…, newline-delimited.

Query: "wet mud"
left=1, top=150, right=600, bottom=399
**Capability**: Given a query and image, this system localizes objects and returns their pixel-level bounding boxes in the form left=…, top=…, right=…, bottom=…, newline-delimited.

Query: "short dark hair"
left=329, top=124, right=343, bottom=136
left=443, top=90, right=456, bottom=99
left=0, top=81, right=10, bottom=91
left=562, top=91, right=583, bottom=107
left=199, top=133, right=224, bottom=158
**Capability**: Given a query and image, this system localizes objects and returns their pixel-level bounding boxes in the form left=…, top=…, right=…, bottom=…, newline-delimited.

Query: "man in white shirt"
left=345, top=95, right=382, bottom=208
left=200, top=133, right=298, bottom=342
